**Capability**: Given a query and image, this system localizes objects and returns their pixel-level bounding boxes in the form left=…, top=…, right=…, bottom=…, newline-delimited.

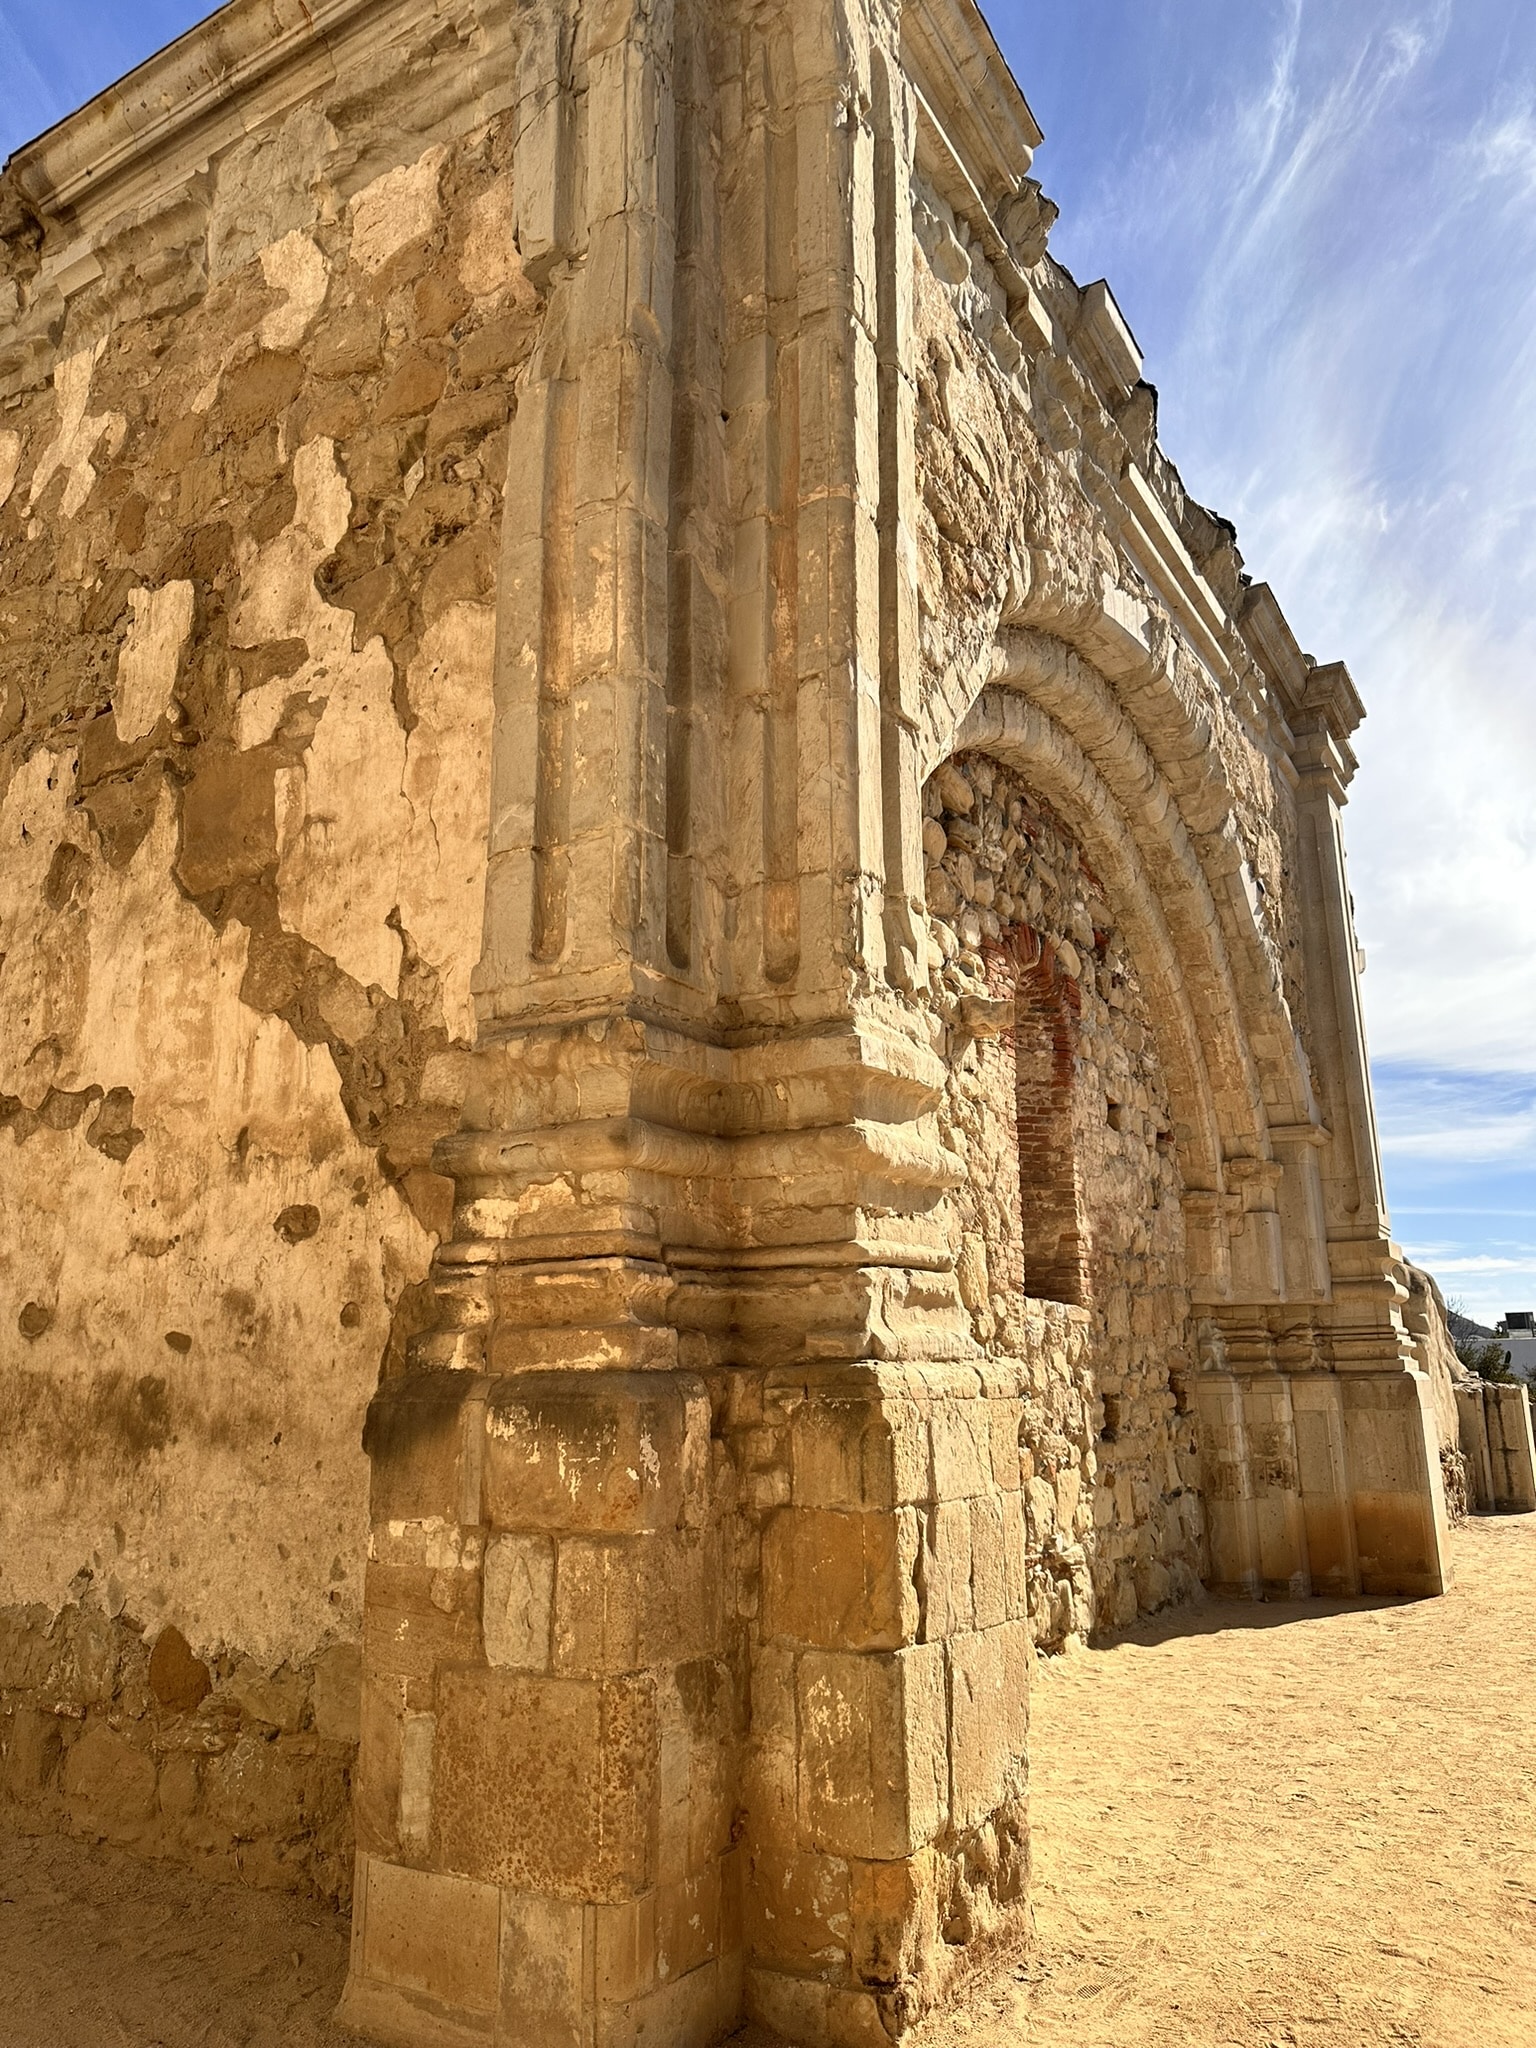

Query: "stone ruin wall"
left=924, top=752, right=1203, bottom=1648
left=906, top=165, right=1311, bottom=1080
left=0, top=7, right=1485, bottom=2040
left=0, top=8, right=537, bottom=1898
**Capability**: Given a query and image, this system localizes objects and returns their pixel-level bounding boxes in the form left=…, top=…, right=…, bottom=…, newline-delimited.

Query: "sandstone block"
left=656, top=1861, right=722, bottom=1984
left=594, top=1888, right=658, bottom=2004
left=500, top=1889, right=587, bottom=2048
left=947, top=1622, right=1030, bottom=1834
left=796, top=1645, right=947, bottom=1860
left=744, top=1644, right=799, bottom=1841
left=746, top=1969, right=892, bottom=2048
left=761, top=1506, right=918, bottom=1650
left=553, top=1530, right=721, bottom=1676
left=481, top=1373, right=709, bottom=1537
left=373, top=347, right=447, bottom=423
left=484, top=1534, right=555, bottom=1670
left=921, top=1499, right=973, bottom=1640
left=929, top=1400, right=992, bottom=1500
left=789, top=1395, right=925, bottom=1511
left=597, top=1956, right=727, bottom=2048
left=148, top=1626, right=211, bottom=1710
left=203, top=1731, right=310, bottom=1842
left=433, top=1669, right=657, bottom=1897
left=354, top=1671, right=406, bottom=1860
left=848, top=1848, right=937, bottom=1989
left=969, top=1494, right=1009, bottom=1630
left=308, top=309, right=383, bottom=384
left=364, top=1370, right=477, bottom=1527
left=226, top=1656, right=308, bottom=1732
left=4, top=1705, right=62, bottom=1798
left=746, top=1843, right=850, bottom=1975
left=157, top=1751, right=201, bottom=1824
left=458, top=312, right=541, bottom=385
left=363, top=1564, right=483, bottom=1687
left=63, top=1723, right=157, bottom=1838
left=350, top=1854, right=500, bottom=2018
left=312, top=1643, right=363, bottom=1744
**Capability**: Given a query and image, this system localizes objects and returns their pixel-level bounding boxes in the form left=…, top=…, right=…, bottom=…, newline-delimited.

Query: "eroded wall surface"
left=0, top=0, right=1455, bottom=2037
left=924, top=752, right=1203, bottom=1647
left=0, top=1, right=538, bottom=1892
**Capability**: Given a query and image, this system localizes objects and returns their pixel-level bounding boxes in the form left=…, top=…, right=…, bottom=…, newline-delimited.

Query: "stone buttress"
left=340, top=4, right=1032, bottom=2043
left=336, top=2, right=1454, bottom=2043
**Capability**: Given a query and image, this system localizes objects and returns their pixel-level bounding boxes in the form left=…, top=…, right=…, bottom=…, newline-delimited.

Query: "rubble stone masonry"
left=0, top=1, right=1472, bottom=2043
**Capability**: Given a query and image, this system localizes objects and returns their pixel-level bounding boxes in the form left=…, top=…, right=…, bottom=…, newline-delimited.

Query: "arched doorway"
left=923, top=749, right=1205, bottom=1646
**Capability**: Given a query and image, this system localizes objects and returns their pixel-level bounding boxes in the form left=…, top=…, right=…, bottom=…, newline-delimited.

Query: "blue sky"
left=985, top=0, right=1536, bottom=1326
left=3, top=3, right=1533, bottom=1323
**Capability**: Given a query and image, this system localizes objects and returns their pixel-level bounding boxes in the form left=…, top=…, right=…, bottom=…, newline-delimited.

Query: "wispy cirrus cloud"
left=1012, top=0, right=1536, bottom=1076
left=995, top=0, right=1536, bottom=1314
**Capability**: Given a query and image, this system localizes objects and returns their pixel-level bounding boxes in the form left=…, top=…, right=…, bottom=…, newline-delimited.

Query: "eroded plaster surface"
left=0, top=0, right=538, bottom=1898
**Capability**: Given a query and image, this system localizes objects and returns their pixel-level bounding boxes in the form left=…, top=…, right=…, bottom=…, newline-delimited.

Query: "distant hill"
left=1448, top=1309, right=1498, bottom=1340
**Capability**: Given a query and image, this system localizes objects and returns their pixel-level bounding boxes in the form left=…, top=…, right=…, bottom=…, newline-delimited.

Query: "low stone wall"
left=1458, top=1383, right=1536, bottom=1515
left=0, top=1603, right=359, bottom=1903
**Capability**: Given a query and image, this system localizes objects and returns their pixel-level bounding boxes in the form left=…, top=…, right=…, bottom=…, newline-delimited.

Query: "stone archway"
left=920, top=747, right=1205, bottom=1645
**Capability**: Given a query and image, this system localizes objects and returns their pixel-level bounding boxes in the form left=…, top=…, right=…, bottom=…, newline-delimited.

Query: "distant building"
left=1495, top=1312, right=1536, bottom=1382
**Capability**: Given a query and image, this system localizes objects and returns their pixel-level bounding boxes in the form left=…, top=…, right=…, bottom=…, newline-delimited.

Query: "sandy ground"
left=1, top=1514, right=1532, bottom=2048
left=916, top=1511, right=1536, bottom=2048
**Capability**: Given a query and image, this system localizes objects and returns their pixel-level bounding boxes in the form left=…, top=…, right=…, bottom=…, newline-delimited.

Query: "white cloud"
left=1424, top=1254, right=1536, bottom=1275
left=1084, top=3, right=1536, bottom=1074
left=1462, top=99, right=1536, bottom=198
left=1379, top=1111, right=1536, bottom=1162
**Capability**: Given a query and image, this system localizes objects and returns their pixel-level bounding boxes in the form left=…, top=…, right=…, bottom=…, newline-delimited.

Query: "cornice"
left=903, top=0, right=1042, bottom=256
left=2, top=0, right=392, bottom=237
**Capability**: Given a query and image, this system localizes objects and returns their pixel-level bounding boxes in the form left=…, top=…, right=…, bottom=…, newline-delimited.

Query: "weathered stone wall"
left=923, top=751, right=1203, bottom=1648
left=908, top=173, right=1301, bottom=1040
left=0, top=0, right=1456, bottom=2038
left=1, top=1608, right=358, bottom=1899
left=0, top=1, right=537, bottom=1890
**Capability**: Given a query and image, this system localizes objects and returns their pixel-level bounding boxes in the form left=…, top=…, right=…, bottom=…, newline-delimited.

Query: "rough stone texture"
left=0, top=0, right=530, bottom=1904
left=0, top=0, right=1473, bottom=2043
left=0, top=1604, right=360, bottom=1901
left=924, top=753, right=1202, bottom=1647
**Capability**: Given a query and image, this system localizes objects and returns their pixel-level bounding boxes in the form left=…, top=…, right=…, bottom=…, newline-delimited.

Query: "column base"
left=338, top=1854, right=743, bottom=2048
left=1194, top=1367, right=1450, bottom=1599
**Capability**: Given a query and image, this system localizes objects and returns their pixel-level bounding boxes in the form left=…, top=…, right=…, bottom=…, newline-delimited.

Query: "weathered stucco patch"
left=348, top=144, right=448, bottom=274
left=231, top=434, right=415, bottom=992
left=0, top=770, right=432, bottom=1662
left=232, top=436, right=353, bottom=651
left=275, top=637, right=410, bottom=996
left=113, top=581, right=195, bottom=743
left=207, top=101, right=336, bottom=281
left=27, top=343, right=126, bottom=520
left=459, top=174, right=523, bottom=299
left=258, top=231, right=330, bottom=352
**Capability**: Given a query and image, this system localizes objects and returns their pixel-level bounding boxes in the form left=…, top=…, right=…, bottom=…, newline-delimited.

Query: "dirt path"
left=0, top=1830, right=352, bottom=2048
left=918, top=1512, right=1536, bottom=2048
left=2, top=1516, right=1532, bottom=2047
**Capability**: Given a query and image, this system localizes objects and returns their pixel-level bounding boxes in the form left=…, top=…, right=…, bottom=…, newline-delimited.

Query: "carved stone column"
left=341, top=3, right=1035, bottom=2044
left=1196, top=660, right=1448, bottom=1601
